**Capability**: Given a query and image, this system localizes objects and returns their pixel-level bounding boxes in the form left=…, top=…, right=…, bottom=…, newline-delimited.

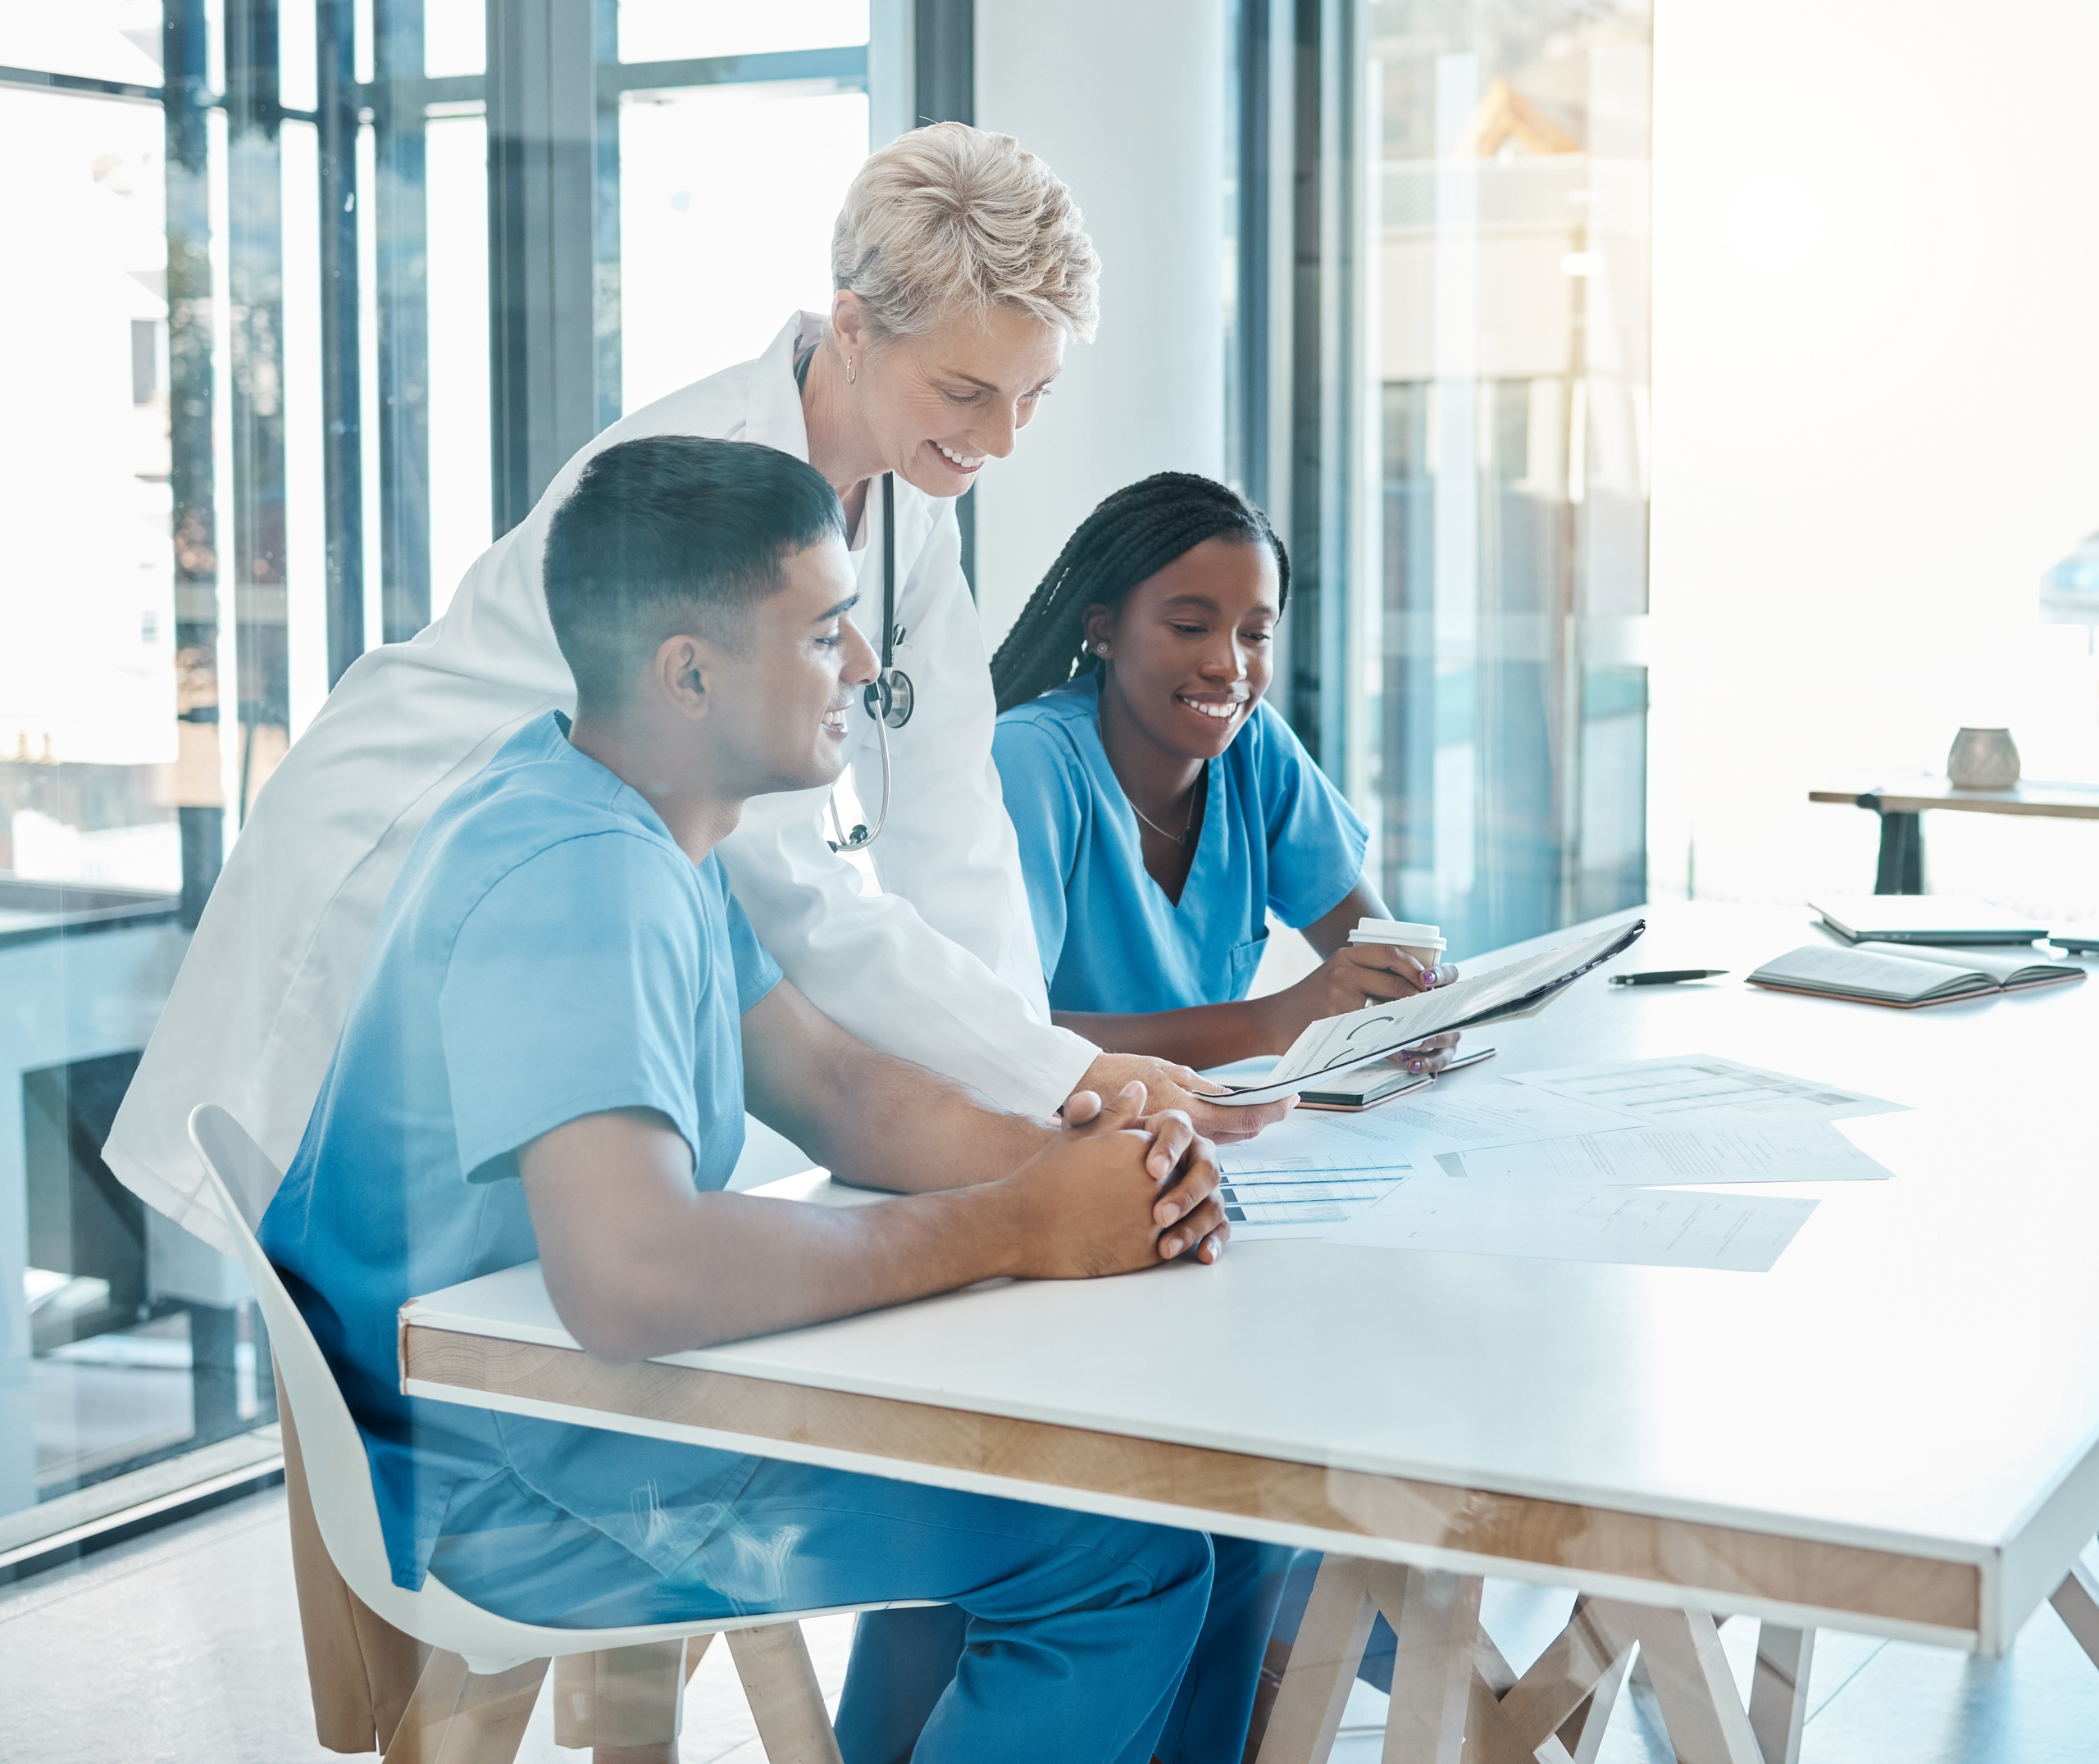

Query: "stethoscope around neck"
left=826, top=470, right=914, bottom=853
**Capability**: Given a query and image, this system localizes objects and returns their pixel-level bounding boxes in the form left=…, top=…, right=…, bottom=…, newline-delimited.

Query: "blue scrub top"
left=259, top=711, right=781, bottom=1591
left=993, top=674, right=1367, bottom=1014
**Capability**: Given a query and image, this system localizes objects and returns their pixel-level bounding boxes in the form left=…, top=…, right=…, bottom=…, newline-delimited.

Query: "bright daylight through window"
left=1361, top=0, right=1651, bottom=958
left=0, top=0, right=873, bottom=1567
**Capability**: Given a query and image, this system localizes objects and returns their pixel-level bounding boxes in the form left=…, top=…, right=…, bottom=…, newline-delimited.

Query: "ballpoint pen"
left=1609, top=969, right=1728, bottom=986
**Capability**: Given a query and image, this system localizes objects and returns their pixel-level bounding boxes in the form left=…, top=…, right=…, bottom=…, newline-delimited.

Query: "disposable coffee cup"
left=1349, top=917, right=1446, bottom=975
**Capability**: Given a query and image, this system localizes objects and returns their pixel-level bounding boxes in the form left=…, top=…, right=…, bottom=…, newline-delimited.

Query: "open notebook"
left=1747, top=942, right=2085, bottom=1007
left=1209, top=918, right=1646, bottom=1106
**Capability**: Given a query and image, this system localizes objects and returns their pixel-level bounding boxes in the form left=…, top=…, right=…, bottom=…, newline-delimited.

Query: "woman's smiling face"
left=847, top=302, right=1067, bottom=498
left=1085, top=537, right=1282, bottom=764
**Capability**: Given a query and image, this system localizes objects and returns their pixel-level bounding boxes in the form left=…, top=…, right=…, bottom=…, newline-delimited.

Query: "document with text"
left=1504, top=1055, right=1905, bottom=1127
left=1326, top=1179, right=1818, bottom=1272
left=1218, top=1077, right=1644, bottom=1175
left=1429, top=1121, right=1891, bottom=1185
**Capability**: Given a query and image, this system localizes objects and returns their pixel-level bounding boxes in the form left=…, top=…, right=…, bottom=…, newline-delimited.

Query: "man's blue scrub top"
left=259, top=712, right=782, bottom=1593
left=992, top=674, right=1367, bottom=1013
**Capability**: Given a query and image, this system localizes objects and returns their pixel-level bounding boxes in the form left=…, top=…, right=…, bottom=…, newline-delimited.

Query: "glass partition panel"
left=0, top=60, right=275, bottom=1555
left=1364, top=0, right=1651, bottom=957
left=1, top=0, right=884, bottom=1565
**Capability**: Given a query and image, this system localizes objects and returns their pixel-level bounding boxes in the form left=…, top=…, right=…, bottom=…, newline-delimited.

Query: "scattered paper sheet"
left=1505, top=1055, right=1904, bottom=1126
left=1218, top=1170, right=1409, bottom=1237
left=1430, top=1122, right=1891, bottom=1185
left=1218, top=1078, right=1642, bottom=1175
left=1327, top=1179, right=1818, bottom=1272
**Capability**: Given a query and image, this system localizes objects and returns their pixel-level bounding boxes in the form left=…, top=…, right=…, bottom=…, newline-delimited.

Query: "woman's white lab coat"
left=107, top=312, right=1095, bottom=1254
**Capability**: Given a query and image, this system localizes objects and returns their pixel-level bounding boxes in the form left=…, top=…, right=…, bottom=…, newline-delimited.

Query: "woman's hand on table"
left=1388, top=1032, right=1464, bottom=1076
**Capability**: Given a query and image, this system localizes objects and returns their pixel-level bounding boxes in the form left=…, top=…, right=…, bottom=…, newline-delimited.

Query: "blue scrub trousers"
left=426, top=1456, right=1213, bottom=1764
left=848, top=1534, right=1297, bottom=1764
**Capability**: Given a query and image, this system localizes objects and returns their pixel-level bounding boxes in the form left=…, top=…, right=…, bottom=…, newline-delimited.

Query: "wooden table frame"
left=397, top=901, right=2099, bottom=1762
left=398, top=1321, right=2099, bottom=1762
left=1808, top=775, right=2099, bottom=894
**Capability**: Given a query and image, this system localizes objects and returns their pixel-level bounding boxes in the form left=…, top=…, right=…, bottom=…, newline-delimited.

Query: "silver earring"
left=845, top=357, right=857, bottom=384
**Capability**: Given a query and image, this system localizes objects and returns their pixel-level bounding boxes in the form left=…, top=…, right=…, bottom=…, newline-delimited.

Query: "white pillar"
left=972, top=0, right=1228, bottom=647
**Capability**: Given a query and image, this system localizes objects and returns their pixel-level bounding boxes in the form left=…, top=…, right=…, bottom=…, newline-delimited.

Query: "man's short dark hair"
left=542, top=436, right=845, bottom=710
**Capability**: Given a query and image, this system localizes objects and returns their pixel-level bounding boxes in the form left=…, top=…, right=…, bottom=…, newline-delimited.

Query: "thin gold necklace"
left=1097, top=684, right=1200, bottom=851
left=1129, top=793, right=1196, bottom=852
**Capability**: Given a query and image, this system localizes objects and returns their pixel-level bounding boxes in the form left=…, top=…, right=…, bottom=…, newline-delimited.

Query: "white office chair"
left=188, top=1102, right=927, bottom=1763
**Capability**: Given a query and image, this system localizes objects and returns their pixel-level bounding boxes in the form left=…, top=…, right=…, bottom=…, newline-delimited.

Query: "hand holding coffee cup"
left=1349, top=919, right=1455, bottom=1000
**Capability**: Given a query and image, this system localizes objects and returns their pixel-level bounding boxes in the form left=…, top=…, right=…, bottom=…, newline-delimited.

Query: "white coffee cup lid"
left=1350, top=918, right=1445, bottom=949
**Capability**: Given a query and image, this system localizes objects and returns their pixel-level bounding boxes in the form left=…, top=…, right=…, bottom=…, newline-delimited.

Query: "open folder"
left=1209, top=918, right=1646, bottom=1107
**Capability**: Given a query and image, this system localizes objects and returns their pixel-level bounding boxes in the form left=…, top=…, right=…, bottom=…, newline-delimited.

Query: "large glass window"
left=0, top=0, right=878, bottom=1566
left=1361, top=1, right=1651, bottom=955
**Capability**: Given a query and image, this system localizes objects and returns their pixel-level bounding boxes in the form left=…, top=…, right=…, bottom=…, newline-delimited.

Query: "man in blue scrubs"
left=258, top=436, right=1234, bottom=1764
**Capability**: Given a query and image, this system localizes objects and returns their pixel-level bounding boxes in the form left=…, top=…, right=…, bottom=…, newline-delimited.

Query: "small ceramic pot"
left=1946, top=726, right=2021, bottom=790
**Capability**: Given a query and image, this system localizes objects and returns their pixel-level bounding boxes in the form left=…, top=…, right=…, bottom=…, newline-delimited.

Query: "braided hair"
left=989, top=472, right=1290, bottom=714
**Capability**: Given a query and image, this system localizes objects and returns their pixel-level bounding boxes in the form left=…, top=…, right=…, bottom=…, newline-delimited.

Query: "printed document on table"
left=1504, top=1055, right=1905, bottom=1126
left=1218, top=1169, right=1411, bottom=1239
left=1218, top=1077, right=1644, bottom=1175
left=1429, top=1121, right=1891, bottom=1185
left=1326, top=1178, right=1818, bottom=1272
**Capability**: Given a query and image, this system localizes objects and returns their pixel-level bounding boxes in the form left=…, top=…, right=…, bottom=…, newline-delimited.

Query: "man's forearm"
left=521, top=1098, right=1217, bottom=1362
left=743, top=981, right=1048, bottom=1193
left=814, top=1041, right=1049, bottom=1192
left=541, top=1182, right=1030, bottom=1361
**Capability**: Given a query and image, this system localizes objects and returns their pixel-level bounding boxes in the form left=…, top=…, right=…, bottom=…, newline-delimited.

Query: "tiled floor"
left=3, top=1489, right=2097, bottom=1762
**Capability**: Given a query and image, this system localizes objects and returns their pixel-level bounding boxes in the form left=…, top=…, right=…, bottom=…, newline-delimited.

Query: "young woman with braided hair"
left=990, top=471, right=1460, bottom=1073
left=987, top=473, right=1461, bottom=1763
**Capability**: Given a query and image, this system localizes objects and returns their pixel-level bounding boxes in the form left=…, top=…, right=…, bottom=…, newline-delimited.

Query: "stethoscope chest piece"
left=877, top=664, right=913, bottom=729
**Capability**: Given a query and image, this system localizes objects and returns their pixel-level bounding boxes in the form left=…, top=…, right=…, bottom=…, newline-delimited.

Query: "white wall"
left=1650, top=2, right=2099, bottom=920
left=971, top=0, right=1229, bottom=646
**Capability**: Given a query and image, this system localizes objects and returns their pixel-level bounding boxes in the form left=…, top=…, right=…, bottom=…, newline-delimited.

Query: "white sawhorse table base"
left=2051, top=1557, right=2099, bottom=1673
left=1256, top=1552, right=2099, bottom=1764
left=1252, top=1556, right=1804, bottom=1764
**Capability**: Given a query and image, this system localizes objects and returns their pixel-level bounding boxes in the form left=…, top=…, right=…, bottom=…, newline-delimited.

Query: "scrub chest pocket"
left=1227, top=930, right=1269, bottom=996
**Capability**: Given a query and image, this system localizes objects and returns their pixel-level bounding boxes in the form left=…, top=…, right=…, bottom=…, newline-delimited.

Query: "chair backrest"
left=187, top=1105, right=415, bottom=1624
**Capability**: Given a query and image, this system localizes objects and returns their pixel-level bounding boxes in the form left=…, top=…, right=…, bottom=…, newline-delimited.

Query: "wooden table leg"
left=1559, top=1651, right=1632, bottom=1764
left=1254, top=1558, right=1496, bottom=1764
left=1464, top=1628, right=1575, bottom=1764
left=1587, top=1603, right=1762, bottom=1764
left=2050, top=1557, right=2099, bottom=1671
left=1747, top=1625, right=1814, bottom=1764
left=1380, top=1568, right=1484, bottom=1764
left=1495, top=1596, right=1631, bottom=1754
left=1256, top=1557, right=1382, bottom=1764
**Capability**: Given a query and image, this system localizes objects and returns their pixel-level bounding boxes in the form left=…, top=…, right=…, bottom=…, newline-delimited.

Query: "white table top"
left=401, top=902, right=2099, bottom=1652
